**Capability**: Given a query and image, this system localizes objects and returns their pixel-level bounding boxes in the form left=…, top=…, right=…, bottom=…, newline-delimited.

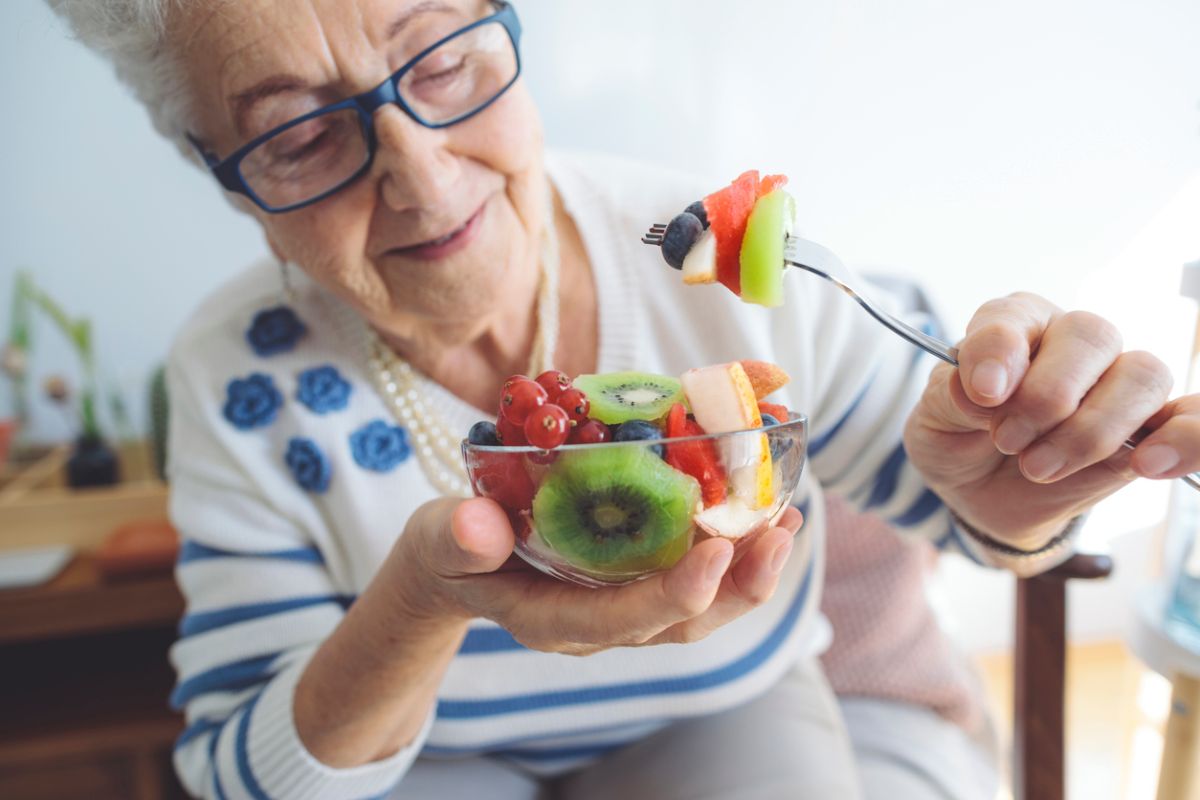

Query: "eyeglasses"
left=188, top=1, right=522, bottom=214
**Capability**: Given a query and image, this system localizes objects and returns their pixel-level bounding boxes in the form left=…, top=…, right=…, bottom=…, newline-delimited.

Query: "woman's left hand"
left=903, top=291, right=1200, bottom=547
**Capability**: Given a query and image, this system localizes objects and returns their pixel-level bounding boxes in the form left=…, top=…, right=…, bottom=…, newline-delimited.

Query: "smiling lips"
left=391, top=203, right=486, bottom=261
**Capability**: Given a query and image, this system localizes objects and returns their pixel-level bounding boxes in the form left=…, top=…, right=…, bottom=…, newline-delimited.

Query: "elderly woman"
left=52, top=1, right=1198, bottom=798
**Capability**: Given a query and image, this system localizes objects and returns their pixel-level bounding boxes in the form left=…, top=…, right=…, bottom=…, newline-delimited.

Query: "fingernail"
left=1138, top=443, right=1180, bottom=477
left=1023, top=442, right=1067, bottom=482
left=770, top=538, right=794, bottom=574
left=706, top=547, right=733, bottom=582
left=994, top=417, right=1037, bottom=455
left=971, top=359, right=1009, bottom=399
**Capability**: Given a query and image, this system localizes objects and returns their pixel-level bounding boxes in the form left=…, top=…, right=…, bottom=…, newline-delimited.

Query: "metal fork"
left=642, top=224, right=1200, bottom=491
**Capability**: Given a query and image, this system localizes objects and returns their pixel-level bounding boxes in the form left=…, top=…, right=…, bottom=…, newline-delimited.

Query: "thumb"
left=434, top=497, right=516, bottom=577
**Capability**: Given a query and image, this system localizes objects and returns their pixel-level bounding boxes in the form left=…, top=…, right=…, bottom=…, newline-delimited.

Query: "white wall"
left=3, top=0, right=1199, bottom=646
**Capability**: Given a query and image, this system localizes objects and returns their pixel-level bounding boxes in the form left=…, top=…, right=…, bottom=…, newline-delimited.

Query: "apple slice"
left=681, top=227, right=718, bottom=285
left=679, top=362, right=774, bottom=509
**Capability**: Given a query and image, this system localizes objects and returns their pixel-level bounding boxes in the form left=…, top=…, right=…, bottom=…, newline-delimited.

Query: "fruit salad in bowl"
left=461, top=362, right=808, bottom=587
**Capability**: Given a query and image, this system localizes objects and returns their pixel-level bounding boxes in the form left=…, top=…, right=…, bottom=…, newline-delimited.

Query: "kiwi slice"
left=532, top=446, right=700, bottom=577
left=740, top=189, right=796, bottom=308
left=573, top=371, right=684, bottom=424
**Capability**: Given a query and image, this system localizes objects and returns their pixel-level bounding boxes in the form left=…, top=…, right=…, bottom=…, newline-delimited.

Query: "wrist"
left=949, top=510, right=1083, bottom=577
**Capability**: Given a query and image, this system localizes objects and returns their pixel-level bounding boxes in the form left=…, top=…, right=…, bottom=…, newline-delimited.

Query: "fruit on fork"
left=647, top=170, right=797, bottom=308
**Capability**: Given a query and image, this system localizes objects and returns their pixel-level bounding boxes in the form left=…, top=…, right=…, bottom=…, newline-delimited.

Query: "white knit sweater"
left=166, top=151, right=1003, bottom=799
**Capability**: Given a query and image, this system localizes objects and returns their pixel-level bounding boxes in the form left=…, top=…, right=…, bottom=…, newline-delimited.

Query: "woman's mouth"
left=391, top=203, right=487, bottom=261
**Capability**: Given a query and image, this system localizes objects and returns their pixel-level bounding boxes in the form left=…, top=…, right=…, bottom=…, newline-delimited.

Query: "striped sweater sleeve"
left=165, top=351, right=432, bottom=799
left=775, top=247, right=1072, bottom=573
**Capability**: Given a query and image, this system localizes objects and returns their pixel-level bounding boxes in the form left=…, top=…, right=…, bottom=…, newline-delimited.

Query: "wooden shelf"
left=0, top=554, right=183, bottom=645
left=0, top=554, right=187, bottom=798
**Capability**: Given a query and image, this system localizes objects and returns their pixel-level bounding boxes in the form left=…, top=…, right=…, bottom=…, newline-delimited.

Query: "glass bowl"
left=461, top=415, right=808, bottom=588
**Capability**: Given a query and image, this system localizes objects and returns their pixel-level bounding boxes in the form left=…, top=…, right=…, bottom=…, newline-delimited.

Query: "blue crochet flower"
left=246, top=306, right=307, bottom=357
left=296, top=365, right=351, bottom=414
left=350, top=420, right=411, bottom=473
left=285, top=437, right=331, bottom=493
left=222, top=373, right=282, bottom=430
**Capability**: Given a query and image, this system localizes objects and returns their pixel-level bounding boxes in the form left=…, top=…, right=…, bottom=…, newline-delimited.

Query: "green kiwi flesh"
left=532, top=446, right=700, bottom=577
left=573, top=371, right=684, bottom=424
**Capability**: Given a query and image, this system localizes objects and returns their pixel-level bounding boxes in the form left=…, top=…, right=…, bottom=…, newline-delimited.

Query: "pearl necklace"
left=365, top=187, right=561, bottom=497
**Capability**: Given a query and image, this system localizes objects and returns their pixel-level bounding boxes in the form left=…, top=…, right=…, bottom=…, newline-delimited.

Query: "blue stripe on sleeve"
left=809, top=374, right=874, bottom=457
left=934, top=523, right=988, bottom=567
left=235, top=693, right=272, bottom=800
left=889, top=488, right=943, bottom=528
left=178, top=540, right=325, bottom=566
left=950, top=524, right=988, bottom=567
left=171, top=653, right=280, bottom=710
left=176, top=718, right=224, bottom=751
left=862, top=444, right=906, bottom=510
left=180, top=594, right=354, bottom=638
left=209, top=721, right=229, bottom=800
left=500, top=741, right=625, bottom=762
left=459, top=626, right=526, bottom=655
left=437, top=560, right=814, bottom=720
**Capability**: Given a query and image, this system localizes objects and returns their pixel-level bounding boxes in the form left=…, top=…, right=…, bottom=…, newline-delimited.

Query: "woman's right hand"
left=391, top=497, right=803, bottom=657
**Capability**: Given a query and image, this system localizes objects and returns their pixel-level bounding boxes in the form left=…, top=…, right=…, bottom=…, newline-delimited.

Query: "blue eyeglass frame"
left=187, top=1, right=522, bottom=213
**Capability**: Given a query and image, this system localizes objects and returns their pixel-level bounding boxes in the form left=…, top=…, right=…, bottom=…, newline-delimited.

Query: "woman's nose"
left=370, top=106, right=461, bottom=212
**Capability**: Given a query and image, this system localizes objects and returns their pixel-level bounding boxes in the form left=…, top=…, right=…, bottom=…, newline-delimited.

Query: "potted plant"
left=0, top=273, right=33, bottom=466
left=11, top=273, right=119, bottom=488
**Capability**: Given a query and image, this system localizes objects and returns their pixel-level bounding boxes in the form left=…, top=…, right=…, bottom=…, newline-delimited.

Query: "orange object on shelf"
left=94, top=519, right=179, bottom=581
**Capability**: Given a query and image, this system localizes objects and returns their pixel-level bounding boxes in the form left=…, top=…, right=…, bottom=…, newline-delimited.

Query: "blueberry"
left=685, top=200, right=709, bottom=229
left=661, top=212, right=704, bottom=270
left=760, top=414, right=791, bottom=460
left=613, top=419, right=665, bottom=458
left=468, top=420, right=500, bottom=446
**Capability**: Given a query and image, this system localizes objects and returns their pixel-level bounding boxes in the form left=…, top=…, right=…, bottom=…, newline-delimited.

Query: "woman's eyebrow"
left=226, top=2, right=459, bottom=135
left=387, top=1, right=457, bottom=40
left=229, top=76, right=307, bottom=136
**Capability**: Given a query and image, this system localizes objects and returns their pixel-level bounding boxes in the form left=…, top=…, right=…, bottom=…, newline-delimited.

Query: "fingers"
left=413, top=497, right=515, bottom=580
left=649, top=524, right=797, bottom=646
left=1014, top=349, right=1172, bottom=482
left=458, top=536, right=735, bottom=654
left=1131, top=394, right=1200, bottom=480
left=957, top=292, right=1061, bottom=408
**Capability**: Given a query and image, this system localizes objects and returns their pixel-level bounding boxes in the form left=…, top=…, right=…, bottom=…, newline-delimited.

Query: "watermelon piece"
left=758, top=401, right=790, bottom=424
left=664, top=403, right=727, bottom=507
left=701, top=171, right=791, bottom=298
left=702, top=171, right=760, bottom=295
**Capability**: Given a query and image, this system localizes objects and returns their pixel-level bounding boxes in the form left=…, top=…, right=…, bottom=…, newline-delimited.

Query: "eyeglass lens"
left=238, top=19, right=517, bottom=209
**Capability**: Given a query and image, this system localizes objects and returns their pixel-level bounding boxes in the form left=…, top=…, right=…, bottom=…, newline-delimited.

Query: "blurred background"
left=1, top=0, right=1199, bottom=798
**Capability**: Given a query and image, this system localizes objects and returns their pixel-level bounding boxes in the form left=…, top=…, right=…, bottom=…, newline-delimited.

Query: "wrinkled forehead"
left=176, top=0, right=482, bottom=65
left=171, top=0, right=487, bottom=133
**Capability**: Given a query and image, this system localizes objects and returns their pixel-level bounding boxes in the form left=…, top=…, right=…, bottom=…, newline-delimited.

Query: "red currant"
left=534, top=370, right=572, bottom=402
left=568, top=419, right=611, bottom=445
left=557, top=388, right=590, bottom=426
left=501, top=378, right=547, bottom=426
left=496, top=414, right=527, bottom=446
left=524, top=404, right=570, bottom=449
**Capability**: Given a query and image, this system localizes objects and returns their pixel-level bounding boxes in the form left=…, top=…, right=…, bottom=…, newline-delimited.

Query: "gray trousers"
left=390, top=658, right=999, bottom=799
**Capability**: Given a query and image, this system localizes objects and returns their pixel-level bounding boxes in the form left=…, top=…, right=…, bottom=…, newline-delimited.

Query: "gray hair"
left=48, top=0, right=196, bottom=161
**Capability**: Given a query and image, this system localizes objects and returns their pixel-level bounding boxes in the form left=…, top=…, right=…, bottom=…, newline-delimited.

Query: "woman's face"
left=176, top=0, right=545, bottom=342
